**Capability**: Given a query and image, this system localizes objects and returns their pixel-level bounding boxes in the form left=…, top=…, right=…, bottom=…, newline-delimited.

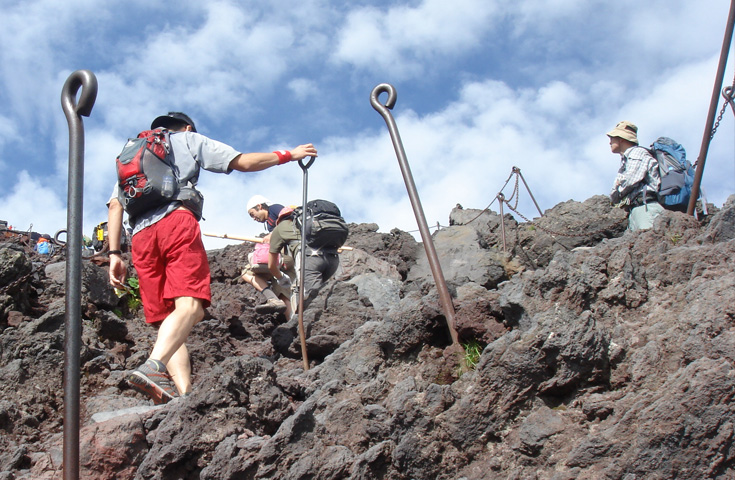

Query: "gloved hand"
left=276, top=274, right=292, bottom=290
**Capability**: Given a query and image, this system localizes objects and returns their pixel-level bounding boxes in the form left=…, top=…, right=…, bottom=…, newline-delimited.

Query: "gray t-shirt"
left=110, top=131, right=240, bottom=235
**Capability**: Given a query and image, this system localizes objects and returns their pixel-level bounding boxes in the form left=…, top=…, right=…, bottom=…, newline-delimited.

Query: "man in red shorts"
left=107, top=112, right=317, bottom=404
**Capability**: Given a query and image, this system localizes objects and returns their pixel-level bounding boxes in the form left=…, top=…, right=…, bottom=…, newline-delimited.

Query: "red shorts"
left=131, top=210, right=211, bottom=323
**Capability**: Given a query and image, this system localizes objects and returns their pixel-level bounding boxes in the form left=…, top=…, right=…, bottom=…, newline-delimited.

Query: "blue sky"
left=1, top=0, right=734, bottom=250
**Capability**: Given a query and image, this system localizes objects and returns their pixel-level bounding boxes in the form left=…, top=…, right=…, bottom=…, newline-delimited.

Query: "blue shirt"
left=266, top=204, right=285, bottom=232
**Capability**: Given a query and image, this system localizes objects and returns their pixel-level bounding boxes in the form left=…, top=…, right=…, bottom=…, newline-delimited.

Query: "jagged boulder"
left=406, top=224, right=513, bottom=292
left=450, top=195, right=628, bottom=269
left=0, top=243, right=34, bottom=322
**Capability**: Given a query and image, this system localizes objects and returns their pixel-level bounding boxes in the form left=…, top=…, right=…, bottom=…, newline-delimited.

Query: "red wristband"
left=274, top=150, right=292, bottom=165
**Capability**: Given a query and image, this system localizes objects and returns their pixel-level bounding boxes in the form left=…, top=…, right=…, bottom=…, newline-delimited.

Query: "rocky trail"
left=2, top=194, right=735, bottom=479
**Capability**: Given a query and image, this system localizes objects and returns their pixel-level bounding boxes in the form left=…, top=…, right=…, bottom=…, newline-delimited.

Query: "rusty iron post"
left=297, top=155, right=317, bottom=370
left=513, top=167, right=543, bottom=217
left=60, top=69, right=97, bottom=480
left=497, top=193, right=507, bottom=253
left=370, top=83, right=460, bottom=348
left=688, top=0, right=735, bottom=215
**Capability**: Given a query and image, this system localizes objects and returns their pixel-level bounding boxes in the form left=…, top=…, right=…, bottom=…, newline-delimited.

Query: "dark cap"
left=151, top=112, right=197, bottom=132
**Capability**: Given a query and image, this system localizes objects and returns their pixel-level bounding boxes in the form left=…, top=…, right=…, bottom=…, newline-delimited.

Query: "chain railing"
left=467, top=167, right=626, bottom=253
left=709, top=68, right=735, bottom=142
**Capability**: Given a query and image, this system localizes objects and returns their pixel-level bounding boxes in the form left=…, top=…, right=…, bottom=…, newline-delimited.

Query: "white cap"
left=246, top=195, right=270, bottom=211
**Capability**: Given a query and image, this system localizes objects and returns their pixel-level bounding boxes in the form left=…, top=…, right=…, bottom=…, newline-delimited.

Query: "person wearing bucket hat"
left=241, top=195, right=291, bottom=316
left=106, top=111, right=317, bottom=404
left=607, top=120, right=664, bottom=231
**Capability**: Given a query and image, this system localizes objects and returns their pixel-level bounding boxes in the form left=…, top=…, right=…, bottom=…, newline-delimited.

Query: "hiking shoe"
left=127, top=359, right=177, bottom=405
left=255, top=297, right=287, bottom=314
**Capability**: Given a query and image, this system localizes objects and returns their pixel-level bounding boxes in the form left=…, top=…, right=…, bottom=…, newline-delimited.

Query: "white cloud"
left=536, top=81, right=583, bottom=116
left=288, top=78, right=318, bottom=102
left=0, top=171, right=69, bottom=236
left=0, top=115, right=17, bottom=170
left=0, top=0, right=733, bottom=252
left=332, top=0, right=498, bottom=77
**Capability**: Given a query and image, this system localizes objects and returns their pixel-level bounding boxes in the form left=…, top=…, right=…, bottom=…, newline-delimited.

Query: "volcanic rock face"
left=1, top=195, right=735, bottom=479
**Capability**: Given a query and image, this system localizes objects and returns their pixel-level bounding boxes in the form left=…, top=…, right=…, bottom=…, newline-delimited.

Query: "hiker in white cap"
left=246, top=195, right=284, bottom=233
left=608, top=120, right=663, bottom=231
left=241, top=195, right=292, bottom=316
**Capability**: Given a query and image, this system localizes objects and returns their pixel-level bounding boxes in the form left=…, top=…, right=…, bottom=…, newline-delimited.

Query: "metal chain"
left=465, top=167, right=626, bottom=239
left=0, top=271, right=33, bottom=295
left=506, top=173, right=521, bottom=210
left=710, top=69, right=735, bottom=140
left=463, top=169, right=516, bottom=225
left=711, top=94, right=730, bottom=140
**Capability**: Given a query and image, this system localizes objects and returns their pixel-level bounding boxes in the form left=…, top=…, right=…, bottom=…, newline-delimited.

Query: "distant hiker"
left=107, top=111, right=317, bottom=404
left=241, top=195, right=292, bottom=316
left=35, top=236, right=52, bottom=255
left=268, top=206, right=340, bottom=318
left=608, top=120, right=664, bottom=231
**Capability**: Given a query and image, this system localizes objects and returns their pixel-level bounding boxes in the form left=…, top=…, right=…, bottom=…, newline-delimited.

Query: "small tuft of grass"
left=463, top=340, right=484, bottom=371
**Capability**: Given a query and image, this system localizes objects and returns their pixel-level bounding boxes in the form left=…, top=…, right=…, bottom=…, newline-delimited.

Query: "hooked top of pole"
left=61, top=70, right=98, bottom=119
left=298, top=155, right=316, bottom=171
left=370, top=83, right=397, bottom=113
left=723, top=85, right=735, bottom=102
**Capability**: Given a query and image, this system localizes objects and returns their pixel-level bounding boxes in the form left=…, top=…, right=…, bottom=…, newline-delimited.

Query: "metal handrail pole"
left=370, top=83, right=460, bottom=347
left=688, top=0, right=735, bottom=215
left=513, top=167, right=543, bottom=217
left=60, top=69, right=98, bottom=480
left=497, top=194, right=507, bottom=254
left=297, top=156, right=316, bottom=370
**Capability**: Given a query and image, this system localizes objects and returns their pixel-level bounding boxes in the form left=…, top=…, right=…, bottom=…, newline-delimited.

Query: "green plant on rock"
left=114, top=277, right=142, bottom=313
left=463, top=339, right=484, bottom=371
left=669, top=233, right=683, bottom=245
left=126, top=277, right=142, bottom=311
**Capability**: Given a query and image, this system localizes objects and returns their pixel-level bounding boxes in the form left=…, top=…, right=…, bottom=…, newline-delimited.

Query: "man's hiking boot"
left=127, top=359, right=177, bottom=405
left=255, top=297, right=287, bottom=314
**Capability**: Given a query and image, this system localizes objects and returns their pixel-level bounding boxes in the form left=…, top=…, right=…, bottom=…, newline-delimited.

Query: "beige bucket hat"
left=607, top=120, right=639, bottom=144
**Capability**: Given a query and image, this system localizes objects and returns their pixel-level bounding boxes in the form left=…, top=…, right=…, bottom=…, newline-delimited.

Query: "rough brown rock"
left=1, top=195, right=734, bottom=479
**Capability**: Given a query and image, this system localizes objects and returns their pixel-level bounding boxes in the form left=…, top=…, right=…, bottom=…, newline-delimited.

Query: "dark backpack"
left=92, top=222, right=108, bottom=252
left=92, top=221, right=131, bottom=253
left=116, top=129, right=204, bottom=220
left=293, top=199, right=349, bottom=252
left=647, top=137, right=696, bottom=211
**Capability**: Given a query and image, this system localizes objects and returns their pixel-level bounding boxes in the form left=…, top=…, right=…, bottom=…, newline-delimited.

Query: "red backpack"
left=115, top=129, right=204, bottom=220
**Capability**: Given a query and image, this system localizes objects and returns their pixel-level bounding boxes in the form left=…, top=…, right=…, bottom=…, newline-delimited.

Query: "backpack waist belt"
left=630, top=196, right=661, bottom=208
